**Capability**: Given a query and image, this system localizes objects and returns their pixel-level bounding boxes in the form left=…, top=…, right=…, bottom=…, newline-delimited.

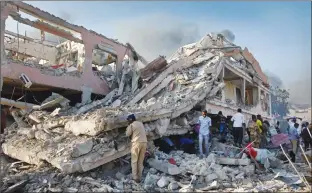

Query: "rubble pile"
left=1, top=33, right=311, bottom=192
left=1, top=33, right=229, bottom=174
left=1, top=148, right=311, bottom=192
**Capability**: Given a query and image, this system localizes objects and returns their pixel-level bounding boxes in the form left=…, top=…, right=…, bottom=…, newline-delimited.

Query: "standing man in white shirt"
left=197, top=110, right=212, bottom=158
left=231, top=108, right=245, bottom=147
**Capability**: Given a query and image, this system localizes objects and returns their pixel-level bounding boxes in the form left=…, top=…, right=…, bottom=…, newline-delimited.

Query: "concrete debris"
left=1, top=33, right=230, bottom=174
left=0, top=6, right=309, bottom=190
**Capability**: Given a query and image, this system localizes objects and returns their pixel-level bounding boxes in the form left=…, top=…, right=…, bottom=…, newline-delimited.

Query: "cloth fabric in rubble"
left=245, top=143, right=276, bottom=165
left=126, top=117, right=147, bottom=181
left=245, top=142, right=258, bottom=159
left=163, top=137, right=175, bottom=147
left=271, top=133, right=291, bottom=147
left=180, top=137, right=195, bottom=154
left=194, top=124, right=200, bottom=134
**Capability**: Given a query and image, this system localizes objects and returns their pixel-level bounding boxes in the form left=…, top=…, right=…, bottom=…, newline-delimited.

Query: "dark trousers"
left=1, top=110, right=6, bottom=134
left=303, top=140, right=312, bottom=151
left=181, top=144, right=196, bottom=154
left=246, top=129, right=251, bottom=143
left=233, top=127, right=243, bottom=145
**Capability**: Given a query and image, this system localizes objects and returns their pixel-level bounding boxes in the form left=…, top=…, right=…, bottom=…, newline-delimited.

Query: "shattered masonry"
left=1, top=1, right=273, bottom=174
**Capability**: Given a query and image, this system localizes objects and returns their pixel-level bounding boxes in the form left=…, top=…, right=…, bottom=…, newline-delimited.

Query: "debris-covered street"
left=0, top=1, right=311, bottom=192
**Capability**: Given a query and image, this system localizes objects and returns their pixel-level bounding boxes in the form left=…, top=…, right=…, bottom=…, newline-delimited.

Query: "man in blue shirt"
left=289, top=123, right=299, bottom=162
left=197, top=110, right=212, bottom=158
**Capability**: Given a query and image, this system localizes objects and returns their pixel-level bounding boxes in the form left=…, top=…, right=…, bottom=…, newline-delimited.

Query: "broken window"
left=4, top=9, right=84, bottom=77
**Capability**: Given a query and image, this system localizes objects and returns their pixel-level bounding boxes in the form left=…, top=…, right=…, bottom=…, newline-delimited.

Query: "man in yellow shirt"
left=256, top=114, right=263, bottom=134
left=126, top=114, right=147, bottom=183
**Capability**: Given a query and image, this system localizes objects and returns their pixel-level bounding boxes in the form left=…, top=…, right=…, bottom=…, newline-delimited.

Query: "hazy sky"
left=5, top=1, right=311, bottom=105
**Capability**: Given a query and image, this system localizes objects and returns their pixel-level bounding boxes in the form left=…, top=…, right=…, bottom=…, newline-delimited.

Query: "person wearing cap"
left=197, top=110, right=212, bottom=158
left=126, top=114, right=147, bottom=183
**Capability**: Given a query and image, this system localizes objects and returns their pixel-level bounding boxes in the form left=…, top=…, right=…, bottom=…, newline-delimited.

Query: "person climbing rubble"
left=231, top=108, right=245, bottom=147
left=197, top=110, right=212, bottom=158
left=248, top=115, right=260, bottom=148
left=125, top=114, right=147, bottom=183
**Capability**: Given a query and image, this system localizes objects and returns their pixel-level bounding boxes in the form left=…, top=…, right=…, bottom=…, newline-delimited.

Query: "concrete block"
left=175, top=117, right=188, bottom=127
left=205, top=173, right=218, bottom=183
left=157, top=176, right=169, bottom=188
left=148, top=158, right=181, bottom=175
left=71, top=139, right=94, bottom=158
left=217, top=158, right=251, bottom=166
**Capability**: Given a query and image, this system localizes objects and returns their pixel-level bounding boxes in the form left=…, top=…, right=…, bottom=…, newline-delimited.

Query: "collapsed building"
left=1, top=1, right=273, bottom=175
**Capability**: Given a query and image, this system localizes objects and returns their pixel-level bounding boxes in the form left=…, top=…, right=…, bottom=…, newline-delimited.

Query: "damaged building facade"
left=0, top=1, right=147, bottom=105
left=170, top=34, right=272, bottom=121
left=1, top=1, right=273, bottom=175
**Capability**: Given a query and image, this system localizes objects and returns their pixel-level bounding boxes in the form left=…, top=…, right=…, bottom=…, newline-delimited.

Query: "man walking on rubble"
left=288, top=122, right=300, bottom=162
left=248, top=115, right=260, bottom=148
left=197, top=110, right=212, bottom=158
left=125, top=114, right=147, bottom=183
left=231, top=108, right=245, bottom=147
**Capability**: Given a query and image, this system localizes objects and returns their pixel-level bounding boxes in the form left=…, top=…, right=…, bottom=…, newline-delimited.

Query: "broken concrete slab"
left=217, top=157, right=251, bottom=166
left=147, top=158, right=180, bottom=175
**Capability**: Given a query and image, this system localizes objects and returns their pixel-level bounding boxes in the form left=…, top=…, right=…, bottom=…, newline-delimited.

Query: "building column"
left=257, top=86, right=261, bottom=106
left=82, top=42, right=93, bottom=76
left=221, top=66, right=226, bottom=102
left=1, top=2, right=9, bottom=66
left=269, top=92, right=272, bottom=116
left=242, top=78, right=246, bottom=105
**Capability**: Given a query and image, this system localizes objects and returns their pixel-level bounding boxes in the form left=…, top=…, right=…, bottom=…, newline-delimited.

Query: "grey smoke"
left=111, top=14, right=201, bottom=60
left=265, top=71, right=284, bottom=88
left=220, top=29, right=235, bottom=42
left=266, top=70, right=311, bottom=106
left=28, top=11, right=75, bottom=44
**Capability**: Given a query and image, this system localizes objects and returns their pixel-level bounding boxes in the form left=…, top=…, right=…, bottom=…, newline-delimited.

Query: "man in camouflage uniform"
left=248, top=115, right=260, bottom=148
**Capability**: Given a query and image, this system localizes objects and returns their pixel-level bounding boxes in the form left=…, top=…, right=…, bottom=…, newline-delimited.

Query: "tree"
left=270, top=86, right=290, bottom=118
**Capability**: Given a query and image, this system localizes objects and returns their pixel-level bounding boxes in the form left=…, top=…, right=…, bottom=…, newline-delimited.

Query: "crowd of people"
left=124, top=110, right=312, bottom=182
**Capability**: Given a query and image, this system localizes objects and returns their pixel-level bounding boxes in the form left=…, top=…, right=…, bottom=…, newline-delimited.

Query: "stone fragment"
left=155, top=119, right=170, bottom=136
left=34, top=130, right=51, bottom=141
left=148, top=158, right=180, bottom=175
left=235, top=172, right=245, bottom=180
left=243, top=164, right=255, bottom=175
left=205, top=173, right=218, bottom=183
left=157, top=176, right=169, bottom=188
left=17, top=128, right=35, bottom=139
left=115, top=172, right=125, bottom=180
left=168, top=181, right=179, bottom=190
left=143, top=173, right=160, bottom=190
left=215, top=168, right=229, bottom=181
left=71, top=139, right=94, bottom=158
left=175, top=117, right=188, bottom=126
